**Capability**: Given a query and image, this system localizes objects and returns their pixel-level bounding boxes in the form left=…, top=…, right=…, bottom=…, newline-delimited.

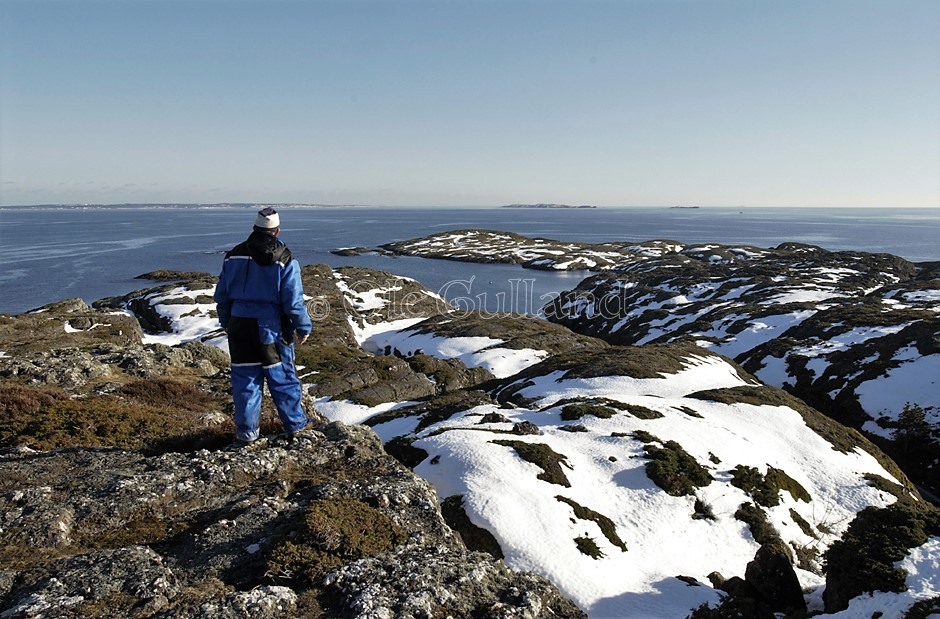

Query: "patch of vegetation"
left=729, top=465, right=810, bottom=507
left=542, top=398, right=665, bottom=421
left=734, top=502, right=782, bottom=546
left=905, top=596, right=940, bottom=619
left=560, top=345, right=734, bottom=380
left=441, top=495, right=503, bottom=559
left=621, top=403, right=665, bottom=420
left=766, top=467, right=811, bottom=503
left=693, top=499, right=716, bottom=521
left=72, top=593, right=142, bottom=618
left=674, top=405, right=703, bottom=418
left=730, top=465, right=779, bottom=507
left=77, top=515, right=192, bottom=551
left=574, top=535, right=604, bottom=559
left=823, top=502, right=940, bottom=612
left=118, top=378, right=219, bottom=413
left=266, top=497, right=406, bottom=585
left=689, top=384, right=805, bottom=409
left=633, top=434, right=713, bottom=497
left=491, top=440, right=572, bottom=487
left=0, top=541, right=73, bottom=571
left=495, top=346, right=750, bottom=405
left=789, top=509, right=816, bottom=539
left=409, top=310, right=605, bottom=356
left=0, top=382, right=227, bottom=453
left=560, top=403, right=618, bottom=421
left=708, top=452, right=721, bottom=464
left=556, top=496, right=627, bottom=552
left=630, top=429, right=659, bottom=444
left=543, top=396, right=627, bottom=412
left=863, top=473, right=908, bottom=501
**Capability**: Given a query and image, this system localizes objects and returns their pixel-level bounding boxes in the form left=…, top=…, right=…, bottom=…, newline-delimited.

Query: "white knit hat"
left=255, top=207, right=280, bottom=229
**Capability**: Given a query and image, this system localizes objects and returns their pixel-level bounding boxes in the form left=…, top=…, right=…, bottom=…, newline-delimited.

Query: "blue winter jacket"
left=214, top=230, right=313, bottom=336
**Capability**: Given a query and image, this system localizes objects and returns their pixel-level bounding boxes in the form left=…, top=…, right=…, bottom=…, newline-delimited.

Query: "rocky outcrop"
left=379, top=229, right=654, bottom=271
left=0, top=298, right=142, bottom=354
left=498, top=238, right=939, bottom=498
left=372, top=232, right=939, bottom=499
left=96, top=272, right=219, bottom=336
left=2, top=258, right=937, bottom=619
left=0, top=423, right=585, bottom=618
left=1, top=267, right=590, bottom=617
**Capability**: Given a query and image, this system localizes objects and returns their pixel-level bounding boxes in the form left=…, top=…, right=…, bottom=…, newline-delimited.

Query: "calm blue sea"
left=0, top=206, right=937, bottom=315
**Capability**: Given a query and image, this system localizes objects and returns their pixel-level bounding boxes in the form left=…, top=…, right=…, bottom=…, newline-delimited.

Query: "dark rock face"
left=744, top=543, right=806, bottom=615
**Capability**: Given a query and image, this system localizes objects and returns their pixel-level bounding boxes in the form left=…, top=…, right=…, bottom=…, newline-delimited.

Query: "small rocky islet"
left=0, top=230, right=938, bottom=618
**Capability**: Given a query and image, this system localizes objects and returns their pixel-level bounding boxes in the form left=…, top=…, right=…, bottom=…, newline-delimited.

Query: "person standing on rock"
left=214, top=207, right=314, bottom=445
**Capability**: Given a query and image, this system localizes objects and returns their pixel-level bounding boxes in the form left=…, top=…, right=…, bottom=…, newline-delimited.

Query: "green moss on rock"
left=622, top=403, right=665, bottom=420
left=729, top=465, right=808, bottom=507
left=267, top=497, right=406, bottom=585
left=766, top=467, right=811, bottom=503
left=574, top=535, right=604, bottom=559
left=560, top=403, right=618, bottom=421
left=730, top=465, right=779, bottom=507
left=789, top=509, right=816, bottom=539
left=636, top=436, right=713, bottom=497
left=631, top=430, right=659, bottom=444
left=734, top=502, right=783, bottom=547
left=0, top=382, right=228, bottom=453
left=556, top=496, right=627, bottom=552
left=491, top=440, right=572, bottom=487
left=863, top=473, right=909, bottom=501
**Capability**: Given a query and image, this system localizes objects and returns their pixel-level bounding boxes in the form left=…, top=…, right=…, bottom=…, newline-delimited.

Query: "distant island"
left=501, top=203, right=596, bottom=209
left=669, top=205, right=700, bottom=209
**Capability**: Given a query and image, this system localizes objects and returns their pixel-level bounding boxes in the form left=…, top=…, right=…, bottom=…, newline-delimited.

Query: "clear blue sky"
left=1, top=0, right=938, bottom=207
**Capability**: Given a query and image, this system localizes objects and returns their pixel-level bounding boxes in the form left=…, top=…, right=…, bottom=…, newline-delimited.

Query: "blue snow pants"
left=227, top=316, right=308, bottom=442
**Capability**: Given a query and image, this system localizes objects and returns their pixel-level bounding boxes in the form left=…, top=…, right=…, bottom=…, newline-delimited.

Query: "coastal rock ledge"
left=0, top=421, right=584, bottom=619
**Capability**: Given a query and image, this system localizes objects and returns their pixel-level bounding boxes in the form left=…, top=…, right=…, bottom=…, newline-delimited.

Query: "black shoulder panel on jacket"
left=241, top=231, right=293, bottom=267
